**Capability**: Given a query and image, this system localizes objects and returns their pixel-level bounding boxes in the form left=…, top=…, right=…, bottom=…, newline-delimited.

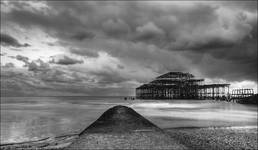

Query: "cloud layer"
left=49, top=55, right=84, bottom=65
left=1, top=1, right=257, bottom=96
left=1, top=33, right=30, bottom=47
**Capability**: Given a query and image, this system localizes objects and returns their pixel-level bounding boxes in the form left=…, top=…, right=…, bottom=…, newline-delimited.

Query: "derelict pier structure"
left=136, top=72, right=230, bottom=100
left=231, top=89, right=254, bottom=100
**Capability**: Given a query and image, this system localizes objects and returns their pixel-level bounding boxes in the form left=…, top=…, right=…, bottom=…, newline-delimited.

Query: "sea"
left=0, top=96, right=257, bottom=144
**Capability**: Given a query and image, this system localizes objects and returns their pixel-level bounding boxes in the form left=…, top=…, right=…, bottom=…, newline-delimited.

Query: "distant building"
left=136, top=72, right=230, bottom=100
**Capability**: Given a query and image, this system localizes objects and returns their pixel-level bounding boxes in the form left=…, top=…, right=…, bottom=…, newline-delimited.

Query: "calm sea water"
left=1, top=96, right=257, bottom=144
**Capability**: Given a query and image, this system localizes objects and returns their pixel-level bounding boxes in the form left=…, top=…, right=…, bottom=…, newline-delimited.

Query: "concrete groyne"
left=66, top=105, right=186, bottom=149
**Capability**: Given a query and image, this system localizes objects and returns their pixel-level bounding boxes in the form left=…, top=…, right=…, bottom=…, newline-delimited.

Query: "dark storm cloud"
left=16, top=55, right=29, bottom=65
left=70, top=48, right=99, bottom=58
left=14, top=54, right=51, bottom=72
left=117, top=64, right=124, bottom=70
left=197, top=53, right=257, bottom=82
left=28, top=59, right=50, bottom=72
left=185, top=39, right=235, bottom=51
left=94, top=71, right=128, bottom=84
left=102, top=18, right=131, bottom=37
left=49, top=55, right=84, bottom=65
left=132, top=22, right=165, bottom=44
left=0, top=33, right=30, bottom=47
left=70, top=32, right=95, bottom=41
left=2, top=8, right=87, bottom=41
left=2, top=1, right=257, bottom=84
left=2, top=62, right=15, bottom=68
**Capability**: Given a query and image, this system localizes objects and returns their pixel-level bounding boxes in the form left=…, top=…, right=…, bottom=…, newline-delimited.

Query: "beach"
left=1, top=127, right=257, bottom=149
left=167, top=127, right=257, bottom=150
left=0, top=97, right=257, bottom=149
left=1, top=113, right=257, bottom=149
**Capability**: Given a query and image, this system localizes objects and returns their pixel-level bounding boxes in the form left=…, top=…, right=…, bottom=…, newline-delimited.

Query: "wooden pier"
left=136, top=72, right=230, bottom=100
left=231, top=89, right=254, bottom=100
left=198, top=84, right=230, bottom=100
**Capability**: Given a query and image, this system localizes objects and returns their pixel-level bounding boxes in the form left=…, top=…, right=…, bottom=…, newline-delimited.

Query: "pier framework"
left=136, top=72, right=230, bottom=100
left=231, top=89, right=254, bottom=99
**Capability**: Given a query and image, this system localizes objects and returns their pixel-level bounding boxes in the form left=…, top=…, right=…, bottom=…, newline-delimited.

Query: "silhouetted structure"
left=231, top=89, right=254, bottom=99
left=136, top=72, right=230, bottom=100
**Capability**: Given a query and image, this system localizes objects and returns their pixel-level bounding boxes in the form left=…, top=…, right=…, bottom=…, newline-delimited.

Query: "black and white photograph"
left=0, top=0, right=257, bottom=149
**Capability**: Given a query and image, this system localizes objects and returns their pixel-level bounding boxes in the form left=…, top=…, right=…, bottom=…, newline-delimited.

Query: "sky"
left=0, top=1, right=257, bottom=96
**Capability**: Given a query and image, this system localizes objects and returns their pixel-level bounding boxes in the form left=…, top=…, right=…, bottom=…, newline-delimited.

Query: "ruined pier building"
left=136, top=72, right=230, bottom=100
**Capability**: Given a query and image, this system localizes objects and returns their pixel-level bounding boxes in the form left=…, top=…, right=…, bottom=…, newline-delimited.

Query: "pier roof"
left=156, top=72, right=194, bottom=79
